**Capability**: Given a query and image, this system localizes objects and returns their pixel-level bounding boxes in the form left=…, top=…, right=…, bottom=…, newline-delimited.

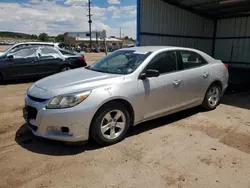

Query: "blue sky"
left=0, top=0, right=137, bottom=37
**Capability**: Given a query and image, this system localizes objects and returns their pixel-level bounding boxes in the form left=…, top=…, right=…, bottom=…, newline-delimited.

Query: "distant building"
left=64, top=31, right=123, bottom=47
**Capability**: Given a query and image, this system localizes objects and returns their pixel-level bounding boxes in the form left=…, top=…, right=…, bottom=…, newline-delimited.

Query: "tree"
left=124, top=36, right=129, bottom=40
left=55, top=34, right=64, bottom=42
left=31, top=34, right=38, bottom=39
left=38, top=33, right=49, bottom=42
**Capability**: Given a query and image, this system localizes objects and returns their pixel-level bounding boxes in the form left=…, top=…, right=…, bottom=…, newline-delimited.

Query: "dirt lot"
left=0, top=45, right=10, bottom=52
left=1, top=45, right=250, bottom=188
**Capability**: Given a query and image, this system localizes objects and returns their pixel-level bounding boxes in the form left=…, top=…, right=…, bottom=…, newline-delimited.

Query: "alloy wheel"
left=100, top=110, right=126, bottom=140
left=207, top=86, right=220, bottom=108
left=62, top=67, right=71, bottom=72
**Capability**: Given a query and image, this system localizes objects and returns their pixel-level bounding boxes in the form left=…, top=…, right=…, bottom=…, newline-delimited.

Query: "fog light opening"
left=61, top=127, right=69, bottom=133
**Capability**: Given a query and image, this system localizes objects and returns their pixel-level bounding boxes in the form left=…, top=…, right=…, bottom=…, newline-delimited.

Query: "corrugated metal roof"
left=140, top=0, right=214, bottom=37
left=164, top=0, right=250, bottom=19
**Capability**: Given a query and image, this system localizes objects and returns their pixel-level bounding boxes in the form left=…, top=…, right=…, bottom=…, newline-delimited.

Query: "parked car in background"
left=0, top=45, right=87, bottom=81
left=24, top=46, right=228, bottom=146
left=0, top=42, right=74, bottom=56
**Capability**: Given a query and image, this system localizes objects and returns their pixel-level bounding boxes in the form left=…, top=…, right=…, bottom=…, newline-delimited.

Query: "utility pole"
left=87, top=0, right=92, bottom=48
left=96, top=29, right=98, bottom=44
left=119, top=27, right=121, bottom=39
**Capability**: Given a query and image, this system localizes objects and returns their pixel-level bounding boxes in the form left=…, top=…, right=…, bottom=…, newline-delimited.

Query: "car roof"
left=13, top=42, right=55, bottom=46
left=9, top=45, right=56, bottom=54
left=120, top=46, right=204, bottom=53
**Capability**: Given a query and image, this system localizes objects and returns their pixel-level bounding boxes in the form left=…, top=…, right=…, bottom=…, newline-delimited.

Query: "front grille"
left=28, top=123, right=38, bottom=131
left=26, top=106, right=38, bottom=120
left=28, top=95, right=47, bottom=102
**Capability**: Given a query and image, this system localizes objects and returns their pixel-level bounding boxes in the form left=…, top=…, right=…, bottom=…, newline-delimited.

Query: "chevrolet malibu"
left=24, top=46, right=229, bottom=145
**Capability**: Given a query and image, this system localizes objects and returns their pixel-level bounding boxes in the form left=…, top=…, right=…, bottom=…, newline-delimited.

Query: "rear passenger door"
left=36, top=47, right=64, bottom=75
left=177, top=50, right=211, bottom=106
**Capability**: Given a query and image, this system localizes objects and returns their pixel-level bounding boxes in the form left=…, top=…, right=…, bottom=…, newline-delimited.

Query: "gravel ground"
left=0, top=45, right=250, bottom=188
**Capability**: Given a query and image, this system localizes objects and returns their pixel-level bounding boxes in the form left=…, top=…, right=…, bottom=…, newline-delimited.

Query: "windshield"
left=87, top=50, right=151, bottom=74
left=3, top=44, right=16, bottom=53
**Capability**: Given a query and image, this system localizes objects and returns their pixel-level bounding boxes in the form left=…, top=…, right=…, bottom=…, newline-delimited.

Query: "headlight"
left=45, top=91, right=91, bottom=109
left=26, top=84, right=32, bottom=93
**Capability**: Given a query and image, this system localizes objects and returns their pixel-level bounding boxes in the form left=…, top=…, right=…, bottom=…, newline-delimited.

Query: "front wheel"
left=90, top=102, right=131, bottom=146
left=202, top=84, right=222, bottom=110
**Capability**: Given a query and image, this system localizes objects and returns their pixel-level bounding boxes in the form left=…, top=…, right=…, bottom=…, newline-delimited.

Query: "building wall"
left=214, top=16, right=250, bottom=67
left=67, top=32, right=100, bottom=38
left=138, top=0, right=214, bottom=55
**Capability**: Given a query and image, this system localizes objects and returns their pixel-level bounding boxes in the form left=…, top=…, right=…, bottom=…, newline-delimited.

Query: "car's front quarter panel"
left=83, top=76, right=146, bottom=125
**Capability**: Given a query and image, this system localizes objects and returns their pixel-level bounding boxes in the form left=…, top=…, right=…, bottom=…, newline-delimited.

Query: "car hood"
left=28, top=68, right=125, bottom=99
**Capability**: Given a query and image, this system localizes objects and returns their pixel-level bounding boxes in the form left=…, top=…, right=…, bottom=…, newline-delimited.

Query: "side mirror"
left=6, top=55, right=14, bottom=60
left=140, top=69, right=160, bottom=79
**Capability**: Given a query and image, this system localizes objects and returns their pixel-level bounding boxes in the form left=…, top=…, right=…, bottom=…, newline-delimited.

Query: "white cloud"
left=107, top=0, right=120, bottom=5
left=28, top=0, right=64, bottom=3
left=64, top=0, right=88, bottom=6
left=0, top=1, right=136, bottom=38
left=107, top=5, right=136, bottom=19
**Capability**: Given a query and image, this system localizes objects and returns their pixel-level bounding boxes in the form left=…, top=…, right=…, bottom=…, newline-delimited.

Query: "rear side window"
left=146, top=51, right=177, bottom=74
left=59, top=50, right=74, bottom=55
left=179, top=51, right=207, bottom=69
left=40, top=47, right=59, bottom=55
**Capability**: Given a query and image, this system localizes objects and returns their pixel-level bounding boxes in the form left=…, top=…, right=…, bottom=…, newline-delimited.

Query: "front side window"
left=87, top=50, right=151, bottom=74
left=180, top=51, right=207, bottom=69
left=13, top=48, right=37, bottom=58
left=146, top=51, right=177, bottom=74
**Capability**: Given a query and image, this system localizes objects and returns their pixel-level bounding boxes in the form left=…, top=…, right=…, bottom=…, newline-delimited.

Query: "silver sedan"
left=24, top=46, right=229, bottom=145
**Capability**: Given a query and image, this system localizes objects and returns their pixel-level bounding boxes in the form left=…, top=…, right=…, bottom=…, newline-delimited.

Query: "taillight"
left=223, top=63, right=228, bottom=69
left=77, top=56, right=86, bottom=62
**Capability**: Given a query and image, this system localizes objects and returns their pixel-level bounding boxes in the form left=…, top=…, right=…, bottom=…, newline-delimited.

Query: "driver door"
left=5, top=48, right=39, bottom=79
left=136, top=51, right=183, bottom=120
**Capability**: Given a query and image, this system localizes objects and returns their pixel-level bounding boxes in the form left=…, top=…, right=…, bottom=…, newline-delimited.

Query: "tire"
left=60, top=66, right=71, bottom=72
left=90, top=102, right=131, bottom=146
left=0, top=73, right=3, bottom=84
left=202, top=84, right=222, bottom=111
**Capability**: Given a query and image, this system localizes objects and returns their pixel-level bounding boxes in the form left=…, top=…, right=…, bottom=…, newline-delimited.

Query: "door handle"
left=173, top=80, right=181, bottom=87
left=203, top=72, right=209, bottom=78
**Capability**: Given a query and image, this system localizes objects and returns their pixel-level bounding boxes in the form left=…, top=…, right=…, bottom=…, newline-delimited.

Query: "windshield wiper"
left=85, top=65, right=91, bottom=69
left=85, top=66, right=107, bottom=73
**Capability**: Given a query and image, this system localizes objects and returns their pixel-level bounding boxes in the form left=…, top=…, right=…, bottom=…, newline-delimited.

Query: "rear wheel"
left=90, top=102, right=131, bottom=146
left=0, top=73, right=3, bottom=84
left=60, top=66, right=71, bottom=72
left=202, top=84, right=222, bottom=110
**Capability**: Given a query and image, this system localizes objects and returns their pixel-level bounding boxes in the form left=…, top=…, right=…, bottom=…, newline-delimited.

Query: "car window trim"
left=177, top=50, right=209, bottom=71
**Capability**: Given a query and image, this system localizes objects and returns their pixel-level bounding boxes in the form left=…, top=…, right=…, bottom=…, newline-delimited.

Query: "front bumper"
left=23, top=95, right=93, bottom=142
